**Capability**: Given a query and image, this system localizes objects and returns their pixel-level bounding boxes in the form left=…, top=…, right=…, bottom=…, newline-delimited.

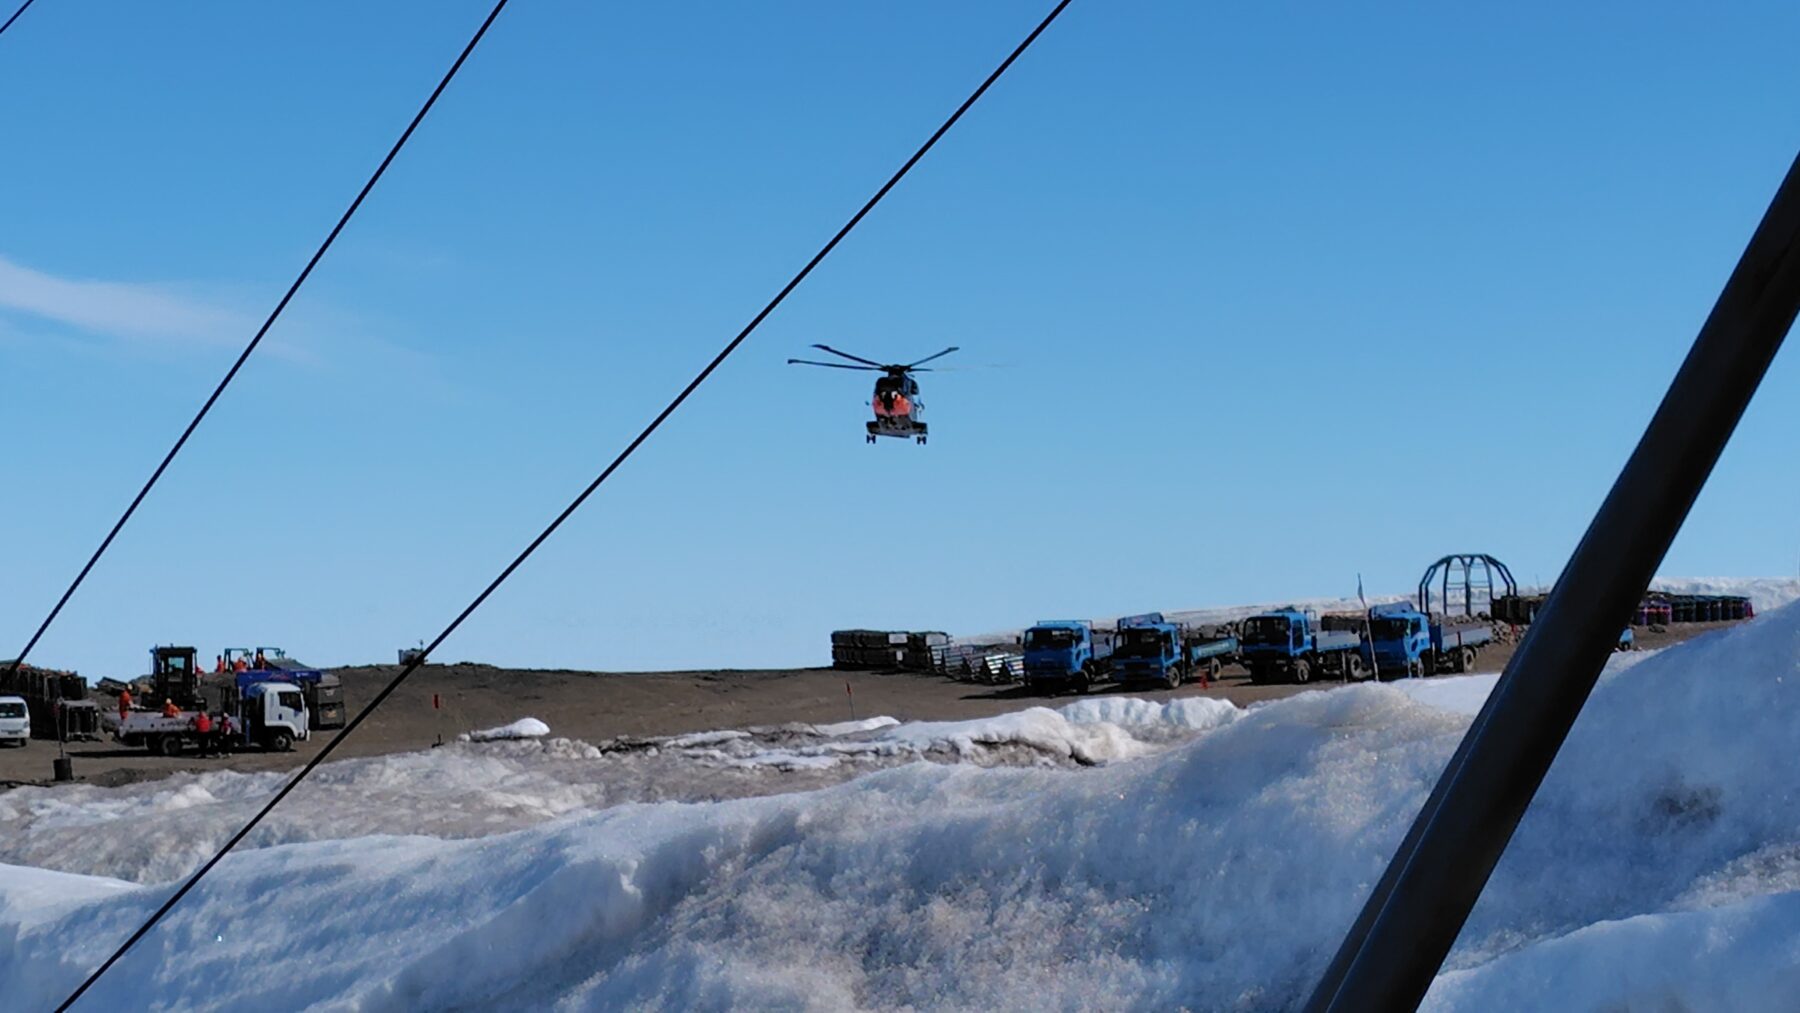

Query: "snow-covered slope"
left=4, top=600, right=1800, bottom=1009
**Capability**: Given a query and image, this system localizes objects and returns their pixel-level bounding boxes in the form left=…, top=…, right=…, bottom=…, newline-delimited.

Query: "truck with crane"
left=104, top=680, right=309, bottom=756
left=219, top=646, right=346, bottom=730
left=1362, top=602, right=1494, bottom=678
left=1239, top=606, right=1364, bottom=684
left=1021, top=620, right=1114, bottom=692
left=1110, top=613, right=1239, bottom=688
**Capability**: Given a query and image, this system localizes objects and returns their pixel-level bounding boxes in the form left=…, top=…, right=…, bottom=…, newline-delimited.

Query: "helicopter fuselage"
left=869, top=374, right=926, bottom=443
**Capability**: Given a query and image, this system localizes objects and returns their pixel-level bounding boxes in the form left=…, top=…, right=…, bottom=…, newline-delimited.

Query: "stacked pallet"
left=830, top=630, right=907, bottom=670
left=830, top=630, right=951, bottom=671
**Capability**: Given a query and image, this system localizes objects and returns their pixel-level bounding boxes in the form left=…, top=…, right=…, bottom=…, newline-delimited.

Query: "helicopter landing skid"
left=867, top=419, right=926, bottom=445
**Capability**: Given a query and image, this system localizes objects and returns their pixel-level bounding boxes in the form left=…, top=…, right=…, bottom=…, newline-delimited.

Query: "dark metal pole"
left=1307, top=148, right=1800, bottom=1012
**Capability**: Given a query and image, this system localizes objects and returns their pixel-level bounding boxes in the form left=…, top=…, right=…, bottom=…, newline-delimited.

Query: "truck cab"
left=1240, top=607, right=1362, bottom=683
left=1112, top=613, right=1182, bottom=687
left=1022, top=620, right=1111, bottom=691
left=238, top=682, right=310, bottom=752
left=1365, top=603, right=1433, bottom=677
left=1363, top=602, right=1492, bottom=677
left=221, top=646, right=345, bottom=730
left=1240, top=609, right=1314, bottom=660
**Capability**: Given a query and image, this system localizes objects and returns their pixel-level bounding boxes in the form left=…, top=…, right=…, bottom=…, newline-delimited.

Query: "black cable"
left=5, top=0, right=512, bottom=689
left=57, top=1, right=1074, bottom=1006
left=0, top=0, right=37, bottom=40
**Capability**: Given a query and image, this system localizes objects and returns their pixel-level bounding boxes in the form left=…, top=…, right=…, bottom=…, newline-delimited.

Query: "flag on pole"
left=1358, top=573, right=1380, bottom=681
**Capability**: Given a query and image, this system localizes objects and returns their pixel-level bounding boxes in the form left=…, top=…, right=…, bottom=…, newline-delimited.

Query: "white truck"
left=104, top=682, right=309, bottom=756
left=0, top=695, right=29, bottom=747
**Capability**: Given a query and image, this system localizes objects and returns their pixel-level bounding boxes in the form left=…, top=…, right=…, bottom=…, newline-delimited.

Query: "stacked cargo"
left=830, top=630, right=908, bottom=670
left=1643, top=593, right=1752, bottom=623
left=831, top=630, right=954, bottom=670
left=1490, top=594, right=1546, bottom=624
left=0, top=662, right=98, bottom=740
left=1494, top=592, right=1753, bottom=627
left=904, top=631, right=950, bottom=671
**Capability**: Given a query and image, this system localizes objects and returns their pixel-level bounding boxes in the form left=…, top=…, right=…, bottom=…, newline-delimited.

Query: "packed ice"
left=3, top=580, right=1798, bottom=1009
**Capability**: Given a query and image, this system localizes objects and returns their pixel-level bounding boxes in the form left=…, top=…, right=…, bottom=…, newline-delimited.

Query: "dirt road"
left=0, top=621, right=1738, bottom=791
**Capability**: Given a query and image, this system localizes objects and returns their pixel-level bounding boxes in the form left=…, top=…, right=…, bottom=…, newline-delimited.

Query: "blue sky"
left=5, top=1, right=1800, bottom=679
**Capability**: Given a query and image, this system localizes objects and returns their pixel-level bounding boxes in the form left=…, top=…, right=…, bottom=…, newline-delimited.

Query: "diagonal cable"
left=57, top=0, right=1074, bottom=1006
left=5, top=0, right=512, bottom=685
left=0, top=0, right=37, bottom=40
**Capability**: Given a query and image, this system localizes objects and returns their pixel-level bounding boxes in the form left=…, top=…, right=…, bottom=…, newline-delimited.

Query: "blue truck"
left=1239, top=607, right=1363, bottom=684
left=1362, top=603, right=1493, bottom=678
left=1111, top=613, right=1239, bottom=688
left=1022, top=620, right=1114, bottom=692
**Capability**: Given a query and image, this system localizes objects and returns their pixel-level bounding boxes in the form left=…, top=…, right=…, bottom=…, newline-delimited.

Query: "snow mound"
left=459, top=717, right=551, bottom=742
left=5, top=603, right=1800, bottom=1009
left=1058, top=694, right=1241, bottom=731
left=812, top=716, right=901, bottom=737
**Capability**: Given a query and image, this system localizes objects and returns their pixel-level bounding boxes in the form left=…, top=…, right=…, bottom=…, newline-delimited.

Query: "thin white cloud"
left=0, top=254, right=247, bottom=345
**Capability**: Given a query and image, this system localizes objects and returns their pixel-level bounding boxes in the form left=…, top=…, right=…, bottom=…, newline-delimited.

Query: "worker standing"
left=162, top=698, right=180, bottom=719
left=193, top=711, right=214, bottom=757
left=117, top=687, right=133, bottom=722
left=253, top=649, right=266, bottom=670
left=232, top=655, right=248, bottom=674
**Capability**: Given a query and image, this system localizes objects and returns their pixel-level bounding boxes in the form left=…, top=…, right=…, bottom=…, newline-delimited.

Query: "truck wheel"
left=1208, top=658, right=1222, bottom=682
left=147, top=734, right=168, bottom=757
left=1407, top=659, right=1423, bottom=680
left=1345, top=654, right=1365, bottom=681
left=268, top=730, right=294, bottom=752
left=1292, top=660, right=1311, bottom=684
left=161, top=734, right=185, bottom=757
left=1166, top=665, right=1183, bottom=690
left=1422, top=654, right=1438, bottom=677
left=1460, top=647, right=1477, bottom=673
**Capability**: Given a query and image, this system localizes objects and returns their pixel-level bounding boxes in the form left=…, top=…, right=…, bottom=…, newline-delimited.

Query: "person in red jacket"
left=193, top=711, right=215, bottom=757
left=117, top=687, right=133, bottom=722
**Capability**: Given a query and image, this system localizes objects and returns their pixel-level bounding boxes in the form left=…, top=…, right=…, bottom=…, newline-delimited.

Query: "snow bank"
left=5, top=603, right=1800, bottom=1009
left=459, top=717, right=551, bottom=742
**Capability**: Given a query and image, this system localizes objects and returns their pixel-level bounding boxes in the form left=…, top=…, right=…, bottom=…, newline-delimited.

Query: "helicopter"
left=787, top=344, right=959, bottom=444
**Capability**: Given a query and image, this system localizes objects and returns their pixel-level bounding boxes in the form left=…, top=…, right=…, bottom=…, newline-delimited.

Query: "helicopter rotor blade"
left=810, top=344, right=888, bottom=368
left=787, top=358, right=882, bottom=371
left=904, top=346, right=960, bottom=369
